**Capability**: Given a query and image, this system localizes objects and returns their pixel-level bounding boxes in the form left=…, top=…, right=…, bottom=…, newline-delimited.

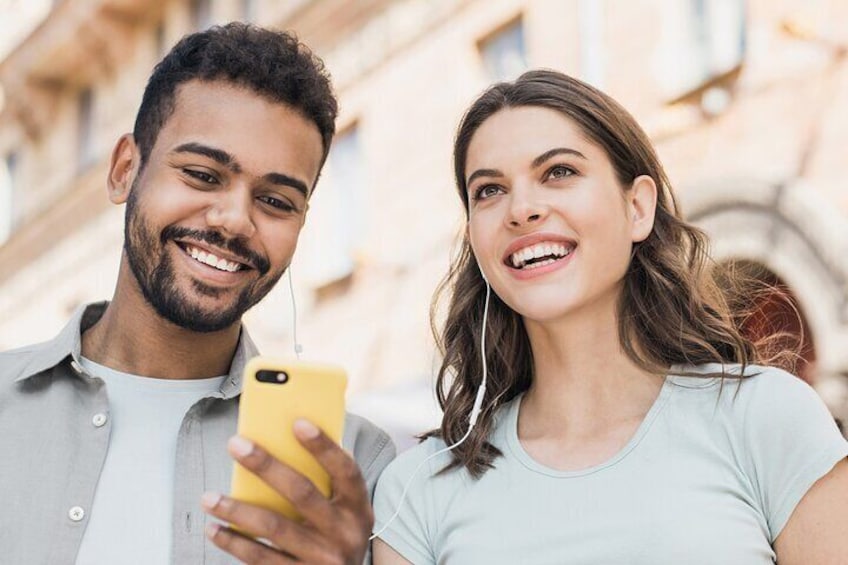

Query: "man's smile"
left=175, top=240, right=252, bottom=273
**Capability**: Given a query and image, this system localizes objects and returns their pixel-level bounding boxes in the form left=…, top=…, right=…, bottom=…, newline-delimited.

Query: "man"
left=0, top=23, right=394, bottom=564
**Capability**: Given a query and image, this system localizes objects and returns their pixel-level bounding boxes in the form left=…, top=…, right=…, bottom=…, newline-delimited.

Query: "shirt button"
left=70, top=360, right=84, bottom=374
left=68, top=506, right=85, bottom=522
left=92, top=413, right=108, bottom=427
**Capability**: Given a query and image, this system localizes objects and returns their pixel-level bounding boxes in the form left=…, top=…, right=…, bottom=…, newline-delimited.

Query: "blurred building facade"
left=1, top=0, right=847, bottom=446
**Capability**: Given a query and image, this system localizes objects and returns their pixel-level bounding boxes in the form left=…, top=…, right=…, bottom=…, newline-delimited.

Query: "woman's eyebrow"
left=531, top=147, right=587, bottom=168
left=466, top=147, right=588, bottom=186
left=466, top=168, right=503, bottom=186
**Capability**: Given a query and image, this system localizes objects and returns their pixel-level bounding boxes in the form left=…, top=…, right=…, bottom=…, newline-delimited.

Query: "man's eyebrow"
left=173, top=143, right=309, bottom=197
left=466, top=168, right=503, bottom=187
left=531, top=147, right=587, bottom=168
left=172, top=142, right=242, bottom=173
left=263, top=172, right=310, bottom=199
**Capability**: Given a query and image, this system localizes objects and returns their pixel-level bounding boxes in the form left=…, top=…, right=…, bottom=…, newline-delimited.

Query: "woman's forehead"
left=466, top=107, right=600, bottom=171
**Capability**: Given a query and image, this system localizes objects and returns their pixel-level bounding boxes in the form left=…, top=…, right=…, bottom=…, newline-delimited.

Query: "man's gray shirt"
left=0, top=302, right=396, bottom=563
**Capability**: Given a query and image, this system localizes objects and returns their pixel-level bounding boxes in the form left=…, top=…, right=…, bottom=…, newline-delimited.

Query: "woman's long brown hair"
left=427, top=70, right=796, bottom=478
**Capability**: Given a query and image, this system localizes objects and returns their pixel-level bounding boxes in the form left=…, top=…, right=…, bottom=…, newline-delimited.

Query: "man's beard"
left=123, top=187, right=282, bottom=333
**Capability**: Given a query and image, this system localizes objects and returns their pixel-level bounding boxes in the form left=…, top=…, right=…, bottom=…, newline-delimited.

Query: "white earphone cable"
left=370, top=280, right=491, bottom=541
left=288, top=266, right=303, bottom=359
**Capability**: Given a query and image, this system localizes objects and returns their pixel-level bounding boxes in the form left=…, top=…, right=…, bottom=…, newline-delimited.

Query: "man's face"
left=119, top=79, right=324, bottom=332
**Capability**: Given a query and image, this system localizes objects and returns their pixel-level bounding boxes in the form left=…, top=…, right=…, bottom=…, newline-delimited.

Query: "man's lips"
left=160, top=226, right=270, bottom=275
left=174, top=240, right=254, bottom=272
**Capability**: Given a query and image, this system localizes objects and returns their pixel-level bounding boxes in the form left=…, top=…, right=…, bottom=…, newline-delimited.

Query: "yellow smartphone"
left=230, top=356, right=347, bottom=523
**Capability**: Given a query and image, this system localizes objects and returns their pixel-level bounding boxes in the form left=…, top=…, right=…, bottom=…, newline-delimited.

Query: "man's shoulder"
left=1, top=306, right=89, bottom=387
left=0, top=340, right=59, bottom=384
left=342, top=412, right=396, bottom=481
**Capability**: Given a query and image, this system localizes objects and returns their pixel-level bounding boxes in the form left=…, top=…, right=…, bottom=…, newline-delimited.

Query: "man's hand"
left=202, top=420, right=373, bottom=564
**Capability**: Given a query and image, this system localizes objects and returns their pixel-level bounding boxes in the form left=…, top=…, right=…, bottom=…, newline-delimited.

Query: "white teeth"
left=184, top=245, right=242, bottom=272
left=525, top=258, right=557, bottom=270
left=509, top=241, right=574, bottom=269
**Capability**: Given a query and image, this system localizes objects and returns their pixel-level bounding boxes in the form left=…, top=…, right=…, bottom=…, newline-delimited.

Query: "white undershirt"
left=75, top=358, right=226, bottom=565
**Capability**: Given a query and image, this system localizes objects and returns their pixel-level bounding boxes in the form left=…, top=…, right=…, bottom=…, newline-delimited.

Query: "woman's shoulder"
left=669, top=363, right=811, bottom=404
left=373, top=434, right=475, bottom=536
left=375, top=435, right=469, bottom=497
left=669, top=362, right=841, bottom=440
left=379, top=397, right=519, bottom=481
left=668, top=364, right=847, bottom=540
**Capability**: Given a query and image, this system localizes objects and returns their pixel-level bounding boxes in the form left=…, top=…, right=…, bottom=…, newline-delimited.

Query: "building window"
left=191, top=0, right=213, bottom=30
left=656, top=0, right=746, bottom=102
left=77, top=88, right=95, bottom=170
left=0, top=152, right=17, bottom=246
left=301, top=126, right=365, bottom=289
left=691, top=0, right=746, bottom=80
left=479, top=19, right=527, bottom=82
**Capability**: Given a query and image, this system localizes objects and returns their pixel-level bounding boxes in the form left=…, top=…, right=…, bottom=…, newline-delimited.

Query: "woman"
left=372, top=70, right=848, bottom=564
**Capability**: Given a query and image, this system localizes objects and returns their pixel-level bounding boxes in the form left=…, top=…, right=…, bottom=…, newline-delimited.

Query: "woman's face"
left=464, top=106, right=656, bottom=325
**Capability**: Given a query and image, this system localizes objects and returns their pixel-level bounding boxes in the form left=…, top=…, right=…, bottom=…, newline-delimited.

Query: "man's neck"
left=81, top=293, right=241, bottom=380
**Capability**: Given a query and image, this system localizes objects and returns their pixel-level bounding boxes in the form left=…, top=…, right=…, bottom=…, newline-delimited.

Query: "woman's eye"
left=183, top=169, right=218, bottom=184
left=473, top=184, right=503, bottom=201
left=258, top=195, right=296, bottom=212
left=547, top=165, right=574, bottom=180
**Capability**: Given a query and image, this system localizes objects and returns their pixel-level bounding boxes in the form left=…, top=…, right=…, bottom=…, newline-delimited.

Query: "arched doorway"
left=721, top=260, right=817, bottom=383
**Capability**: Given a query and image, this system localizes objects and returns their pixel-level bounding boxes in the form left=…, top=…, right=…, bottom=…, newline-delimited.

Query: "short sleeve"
left=373, top=440, right=448, bottom=565
left=739, top=367, right=848, bottom=540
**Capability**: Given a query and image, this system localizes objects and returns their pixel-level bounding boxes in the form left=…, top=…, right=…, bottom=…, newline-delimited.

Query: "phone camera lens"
left=256, top=370, right=289, bottom=384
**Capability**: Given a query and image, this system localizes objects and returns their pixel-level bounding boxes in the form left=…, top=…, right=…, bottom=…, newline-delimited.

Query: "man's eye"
left=183, top=169, right=218, bottom=184
left=258, top=195, right=296, bottom=212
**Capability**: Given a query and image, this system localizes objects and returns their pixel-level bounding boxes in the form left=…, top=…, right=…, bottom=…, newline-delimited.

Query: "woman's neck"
left=520, top=301, right=666, bottom=440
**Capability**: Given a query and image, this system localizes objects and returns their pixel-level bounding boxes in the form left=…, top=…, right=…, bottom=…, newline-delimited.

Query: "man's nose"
left=205, top=188, right=256, bottom=239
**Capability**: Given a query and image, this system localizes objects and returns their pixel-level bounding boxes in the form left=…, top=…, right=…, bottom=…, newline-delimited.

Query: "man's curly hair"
left=133, top=22, right=337, bottom=173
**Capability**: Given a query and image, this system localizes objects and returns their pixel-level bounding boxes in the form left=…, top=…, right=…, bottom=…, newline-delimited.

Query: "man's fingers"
left=224, top=432, right=372, bottom=564
left=205, top=522, right=297, bottom=565
left=201, top=491, right=318, bottom=557
left=292, top=420, right=371, bottom=511
left=227, top=435, right=338, bottom=528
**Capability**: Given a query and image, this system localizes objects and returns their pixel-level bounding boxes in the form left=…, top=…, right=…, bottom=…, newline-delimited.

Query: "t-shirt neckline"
left=504, top=373, right=676, bottom=478
left=80, top=356, right=227, bottom=393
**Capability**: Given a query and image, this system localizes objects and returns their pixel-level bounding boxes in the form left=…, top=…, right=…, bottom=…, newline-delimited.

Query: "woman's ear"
left=107, top=134, right=140, bottom=205
left=629, top=175, right=658, bottom=243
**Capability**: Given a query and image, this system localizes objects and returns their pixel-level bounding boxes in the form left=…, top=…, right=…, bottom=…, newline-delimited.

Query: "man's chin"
left=152, top=293, right=247, bottom=333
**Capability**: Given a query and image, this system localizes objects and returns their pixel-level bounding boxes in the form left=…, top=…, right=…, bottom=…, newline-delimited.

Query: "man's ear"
left=629, top=175, right=658, bottom=243
left=108, top=134, right=141, bottom=205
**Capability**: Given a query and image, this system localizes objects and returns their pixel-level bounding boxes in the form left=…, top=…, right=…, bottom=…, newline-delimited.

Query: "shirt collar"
left=15, top=301, right=259, bottom=398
